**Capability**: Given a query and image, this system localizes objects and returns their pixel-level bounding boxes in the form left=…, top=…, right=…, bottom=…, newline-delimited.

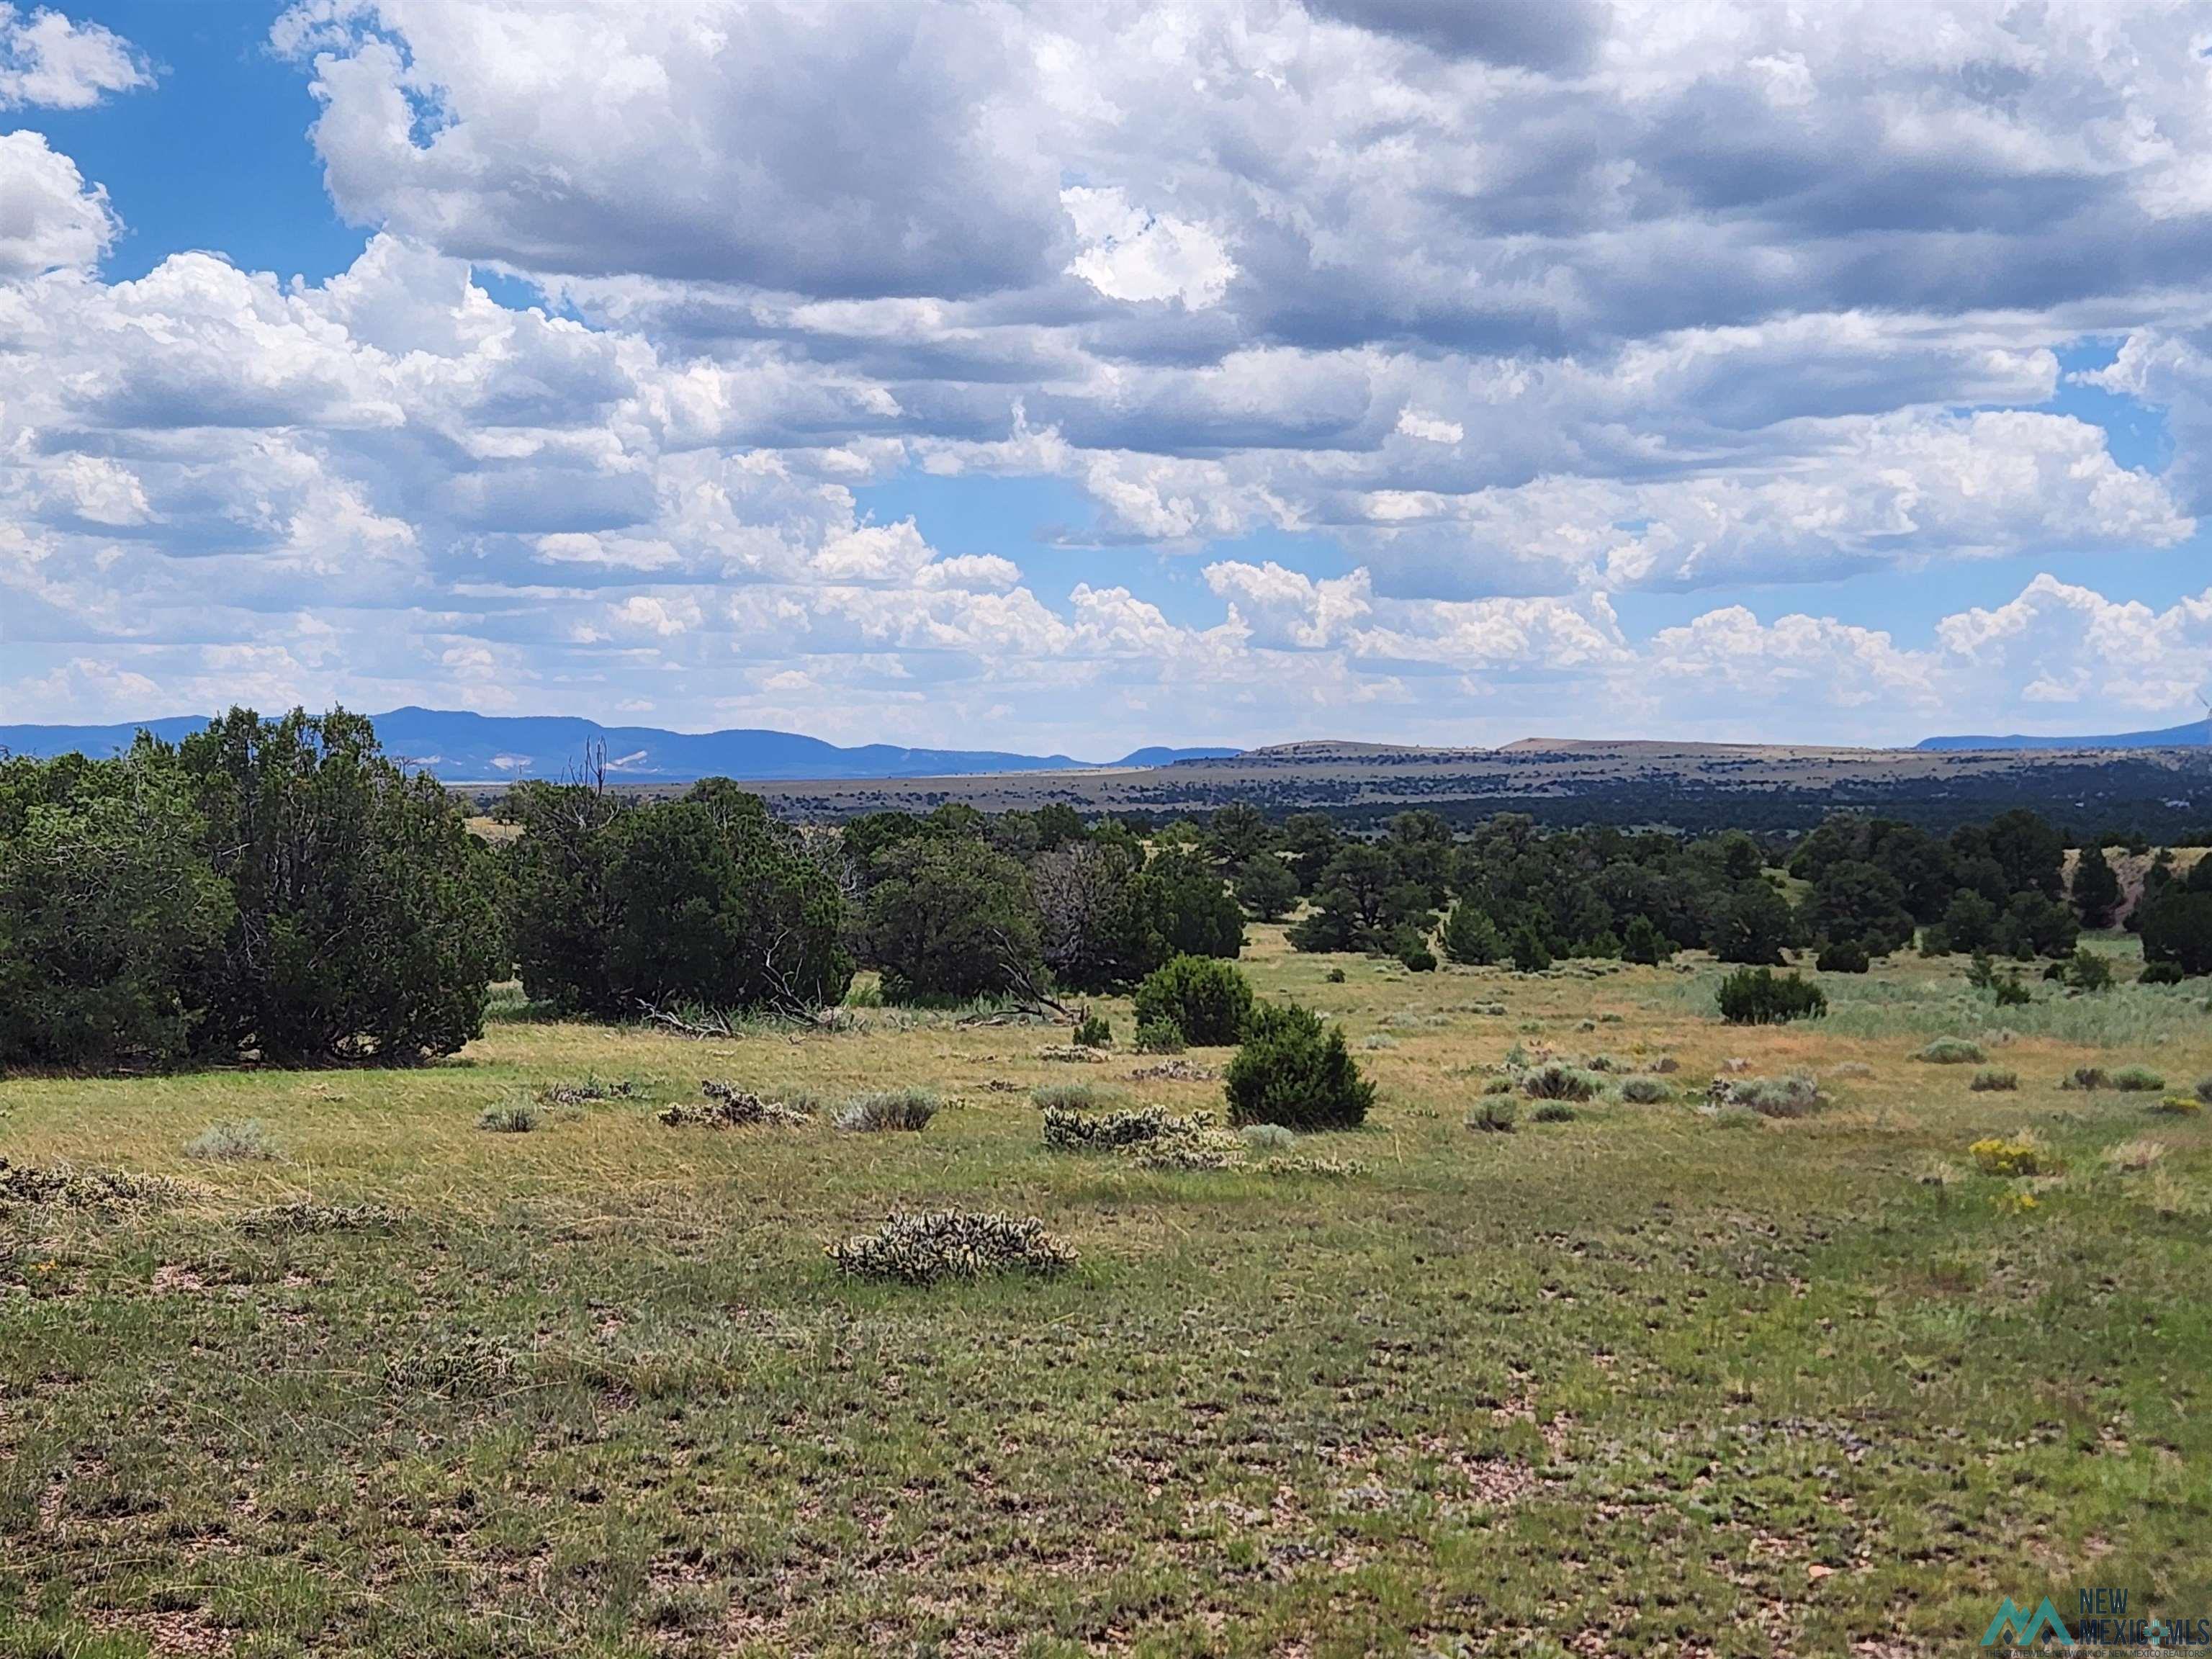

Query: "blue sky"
left=5, top=1, right=2212, bottom=756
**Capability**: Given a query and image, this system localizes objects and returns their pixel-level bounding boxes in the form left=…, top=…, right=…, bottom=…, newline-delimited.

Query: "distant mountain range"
left=1917, top=720, right=2211, bottom=752
left=0, top=707, right=1241, bottom=782
left=19, top=704, right=2208, bottom=776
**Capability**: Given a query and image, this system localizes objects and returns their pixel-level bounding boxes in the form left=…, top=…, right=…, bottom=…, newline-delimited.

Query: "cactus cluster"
left=0, top=1157, right=190, bottom=1211
left=535, top=1078, right=635, bottom=1107
left=659, top=1081, right=814, bottom=1128
left=828, top=1210, right=1076, bottom=1284
left=1041, top=1105, right=1206, bottom=1151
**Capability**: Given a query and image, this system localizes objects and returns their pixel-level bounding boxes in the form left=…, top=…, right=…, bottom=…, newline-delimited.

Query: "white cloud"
left=0, top=128, right=117, bottom=274
left=1061, top=185, right=1235, bottom=309
left=610, top=595, right=701, bottom=637
left=1394, top=408, right=1461, bottom=444
left=0, top=4, right=148, bottom=109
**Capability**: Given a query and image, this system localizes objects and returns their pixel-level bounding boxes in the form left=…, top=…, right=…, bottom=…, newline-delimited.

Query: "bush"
left=1715, top=968, right=1828, bottom=1025
left=1237, top=1123, right=1295, bottom=1154
left=2197, top=1075, right=2212, bottom=1102
left=2152, top=1096, right=2204, bottom=1116
left=1529, top=1100, right=1577, bottom=1123
left=1521, top=1063, right=1600, bottom=1102
left=1970, top=1067, right=2019, bottom=1092
left=1617, top=1075, right=1671, bottom=1104
left=475, top=1100, right=543, bottom=1134
left=2111, top=1065, right=2167, bottom=1093
left=1709, top=1071, right=1825, bottom=1118
left=834, top=1088, right=940, bottom=1132
left=1133, top=956, right=1255, bottom=1046
left=2140, top=960, right=2187, bottom=986
left=2061, top=947, right=2115, bottom=992
left=1969, top=1133, right=2051, bottom=1177
left=1030, top=1082, right=1122, bottom=1112
left=828, top=1210, right=1075, bottom=1284
left=1072, top=1011, right=1112, bottom=1048
left=1398, top=940, right=1438, bottom=973
left=1466, top=1097, right=1518, bottom=1133
left=1816, top=938, right=1870, bottom=974
left=2103, top=1137, right=2168, bottom=1173
left=184, top=1119, right=279, bottom=1161
left=1223, top=1002, right=1375, bottom=1130
left=1131, top=1018, right=1186, bottom=1054
left=2061, top=1066, right=2110, bottom=1092
left=1916, top=1037, right=1986, bottom=1065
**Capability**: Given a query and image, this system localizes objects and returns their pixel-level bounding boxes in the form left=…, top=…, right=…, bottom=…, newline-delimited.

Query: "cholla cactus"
left=1256, top=1154, right=1370, bottom=1178
left=662, top=1080, right=812, bottom=1128
left=1123, top=1126, right=1248, bottom=1170
left=239, top=1201, right=404, bottom=1235
left=1041, top=1105, right=1210, bottom=1150
left=536, top=1078, right=634, bottom=1107
left=828, top=1210, right=1076, bottom=1283
left=0, top=1158, right=190, bottom=1211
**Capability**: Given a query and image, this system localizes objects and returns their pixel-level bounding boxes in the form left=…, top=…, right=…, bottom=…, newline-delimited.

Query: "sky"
left=6, top=2, right=2212, bottom=757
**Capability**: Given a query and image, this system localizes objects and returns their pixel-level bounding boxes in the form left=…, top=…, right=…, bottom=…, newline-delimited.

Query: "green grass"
left=3, top=929, right=2209, bottom=1655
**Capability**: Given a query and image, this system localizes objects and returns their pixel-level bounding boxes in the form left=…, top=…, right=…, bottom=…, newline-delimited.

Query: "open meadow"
left=4, top=927, right=2210, bottom=1657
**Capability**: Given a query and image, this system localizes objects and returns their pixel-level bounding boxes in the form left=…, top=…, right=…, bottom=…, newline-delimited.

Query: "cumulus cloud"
left=0, top=129, right=117, bottom=274
left=0, top=3, right=148, bottom=109
left=276, top=0, right=1062, bottom=298
left=1936, top=574, right=2212, bottom=715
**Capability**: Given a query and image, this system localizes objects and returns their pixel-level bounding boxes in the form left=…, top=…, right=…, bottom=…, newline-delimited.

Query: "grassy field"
left=4, top=927, right=2210, bottom=1656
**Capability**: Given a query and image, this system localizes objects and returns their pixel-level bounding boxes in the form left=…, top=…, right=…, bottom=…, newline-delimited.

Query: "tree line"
left=6, top=709, right=2211, bottom=1074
